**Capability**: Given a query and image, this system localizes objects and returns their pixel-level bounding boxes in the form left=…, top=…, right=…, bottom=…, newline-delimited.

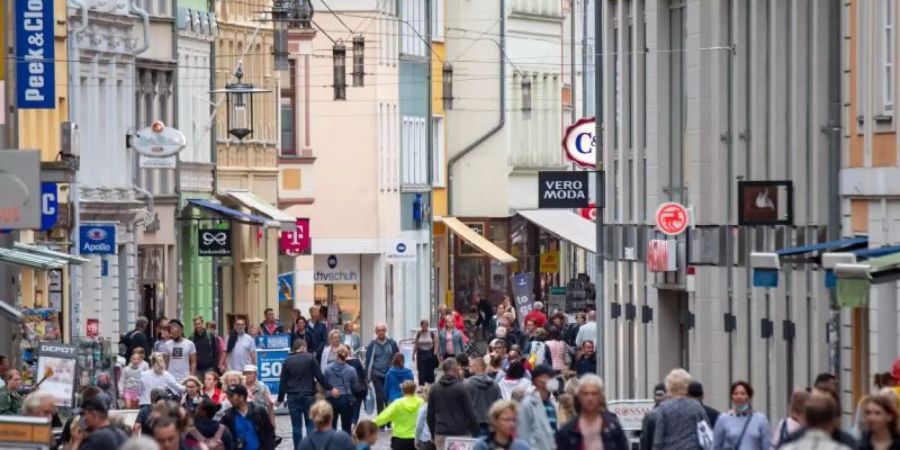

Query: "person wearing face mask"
left=226, top=319, right=257, bottom=372
left=512, top=364, right=557, bottom=450
left=712, top=381, right=771, bottom=450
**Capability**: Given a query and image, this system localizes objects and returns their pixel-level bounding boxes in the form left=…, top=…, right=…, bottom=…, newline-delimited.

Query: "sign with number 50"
left=257, top=349, right=289, bottom=394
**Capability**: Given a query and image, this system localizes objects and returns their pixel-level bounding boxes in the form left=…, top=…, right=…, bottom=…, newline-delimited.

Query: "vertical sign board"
left=37, top=342, right=78, bottom=407
left=538, top=171, right=590, bottom=209
left=15, top=0, right=56, bottom=109
left=0, top=150, right=41, bottom=229
left=513, top=272, right=534, bottom=329
left=41, top=182, right=58, bottom=230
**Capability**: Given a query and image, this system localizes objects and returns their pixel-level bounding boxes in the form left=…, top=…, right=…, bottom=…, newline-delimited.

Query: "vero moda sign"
left=79, top=224, right=116, bottom=255
left=538, top=171, right=589, bottom=209
left=16, top=0, right=56, bottom=109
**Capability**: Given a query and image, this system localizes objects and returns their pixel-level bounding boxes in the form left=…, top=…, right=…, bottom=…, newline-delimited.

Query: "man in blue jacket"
left=307, top=306, right=328, bottom=360
left=365, top=323, right=399, bottom=415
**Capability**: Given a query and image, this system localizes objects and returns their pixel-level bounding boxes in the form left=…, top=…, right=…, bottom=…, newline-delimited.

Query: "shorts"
left=123, top=389, right=140, bottom=402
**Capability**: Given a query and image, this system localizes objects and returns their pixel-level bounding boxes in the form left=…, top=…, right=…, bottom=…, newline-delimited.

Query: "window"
left=137, top=0, right=173, bottom=17
left=281, top=60, right=297, bottom=155
left=401, top=116, right=427, bottom=186
left=401, top=0, right=427, bottom=57
left=432, top=0, right=444, bottom=42
left=432, top=116, right=445, bottom=187
left=136, top=67, right=174, bottom=128
left=884, top=0, right=894, bottom=113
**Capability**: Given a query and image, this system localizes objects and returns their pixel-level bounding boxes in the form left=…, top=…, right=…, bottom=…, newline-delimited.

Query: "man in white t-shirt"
left=163, top=320, right=196, bottom=382
left=226, top=318, right=257, bottom=371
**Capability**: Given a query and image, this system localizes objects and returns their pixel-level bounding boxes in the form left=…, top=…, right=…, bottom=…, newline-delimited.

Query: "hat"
left=531, top=364, right=560, bottom=379
left=168, top=319, right=184, bottom=329
left=534, top=302, right=544, bottom=310
left=653, top=383, right=667, bottom=398
left=242, top=364, right=258, bottom=373
left=226, top=384, right=248, bottom=397
left=80, top=396, right=108, bottom=414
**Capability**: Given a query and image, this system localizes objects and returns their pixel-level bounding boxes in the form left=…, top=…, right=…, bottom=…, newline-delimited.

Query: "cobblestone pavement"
left=274, top=411, right=393, bottom=449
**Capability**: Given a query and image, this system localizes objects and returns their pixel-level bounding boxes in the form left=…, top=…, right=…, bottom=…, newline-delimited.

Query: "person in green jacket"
left=0, top=370, right=23, bottom=415
left=374, top=380, right=423, bottom=450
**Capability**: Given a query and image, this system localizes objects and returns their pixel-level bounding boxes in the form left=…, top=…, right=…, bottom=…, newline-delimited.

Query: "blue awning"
left=187, top=199, right=271, bottom=226
left=777, top=237, right=868, bottom=257
left=853, top=245, right=900, bottom=259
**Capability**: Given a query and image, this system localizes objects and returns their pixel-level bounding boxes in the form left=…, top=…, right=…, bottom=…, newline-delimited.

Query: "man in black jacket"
left=123, top=316, right=151, bottom=361
left=277, top=339, right=331, bottom=446
left=191, top=316, right=220, bottom=376
left=688, top=381, right=720, bottom=428
left=428, top=358, right=479, bottom=450
left=222, top=384, right=276, bottom=450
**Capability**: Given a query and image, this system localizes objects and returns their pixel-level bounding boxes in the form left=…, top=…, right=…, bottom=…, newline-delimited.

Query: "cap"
left=168, top=319, right=184, bottom=329
left=531, top=364, right=560, bottom=379
left=534, top=301, right=544, bottom=310
left=242, top=364, right=258, bottom=373
left=226, top=384, right=248, bottom=397
left=80, top=396, right=108, bottom=414
left=653, top=383, right=667, bottom=397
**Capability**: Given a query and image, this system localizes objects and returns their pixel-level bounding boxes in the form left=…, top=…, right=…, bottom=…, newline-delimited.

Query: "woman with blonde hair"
left=860, top=394, right=900, bottom=450
left=652, top=368, right=710, bottom=450
left=320, top=329, right=343, bottom=372
left=297, top=400, right=355, bottom=450
left=324, top=345, right=359, bottom=433
left=136, top=353, right=183, bottom=434
left=180, top=375, right=205, bottom=416
left=473, top=400, right=530, bottom=450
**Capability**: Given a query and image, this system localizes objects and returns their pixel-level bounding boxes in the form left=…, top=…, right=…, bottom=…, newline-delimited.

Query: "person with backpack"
left=122, top=316, right=152, bottom=362
left=652, top=369, right=711, bottom=450
left=189, top=397, right=234, bottom=450
left=773, top=391, right=811, bottom=447
left=712, top=381, right=771, bottom=450
left=523, top=328, right=551, bottom=368
left=192, top=316, right=221, bottom=376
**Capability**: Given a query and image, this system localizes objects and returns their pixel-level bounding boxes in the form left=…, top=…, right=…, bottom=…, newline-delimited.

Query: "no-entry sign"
left=655, top=202, right=689, bottom=236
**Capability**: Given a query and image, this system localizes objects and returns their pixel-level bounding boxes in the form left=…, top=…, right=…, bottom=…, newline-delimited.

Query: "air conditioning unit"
left=60, top=122, right=81, bottom=159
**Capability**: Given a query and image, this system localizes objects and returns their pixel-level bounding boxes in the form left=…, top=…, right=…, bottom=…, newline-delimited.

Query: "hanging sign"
left=79, top=224, right=116, bottom=255
left=538, top=171, right=589, bottom=208
left=41, top=182, right=58, bottom=230
left=0, top=150, right=41, bottom=229
left=647, top=239, right=677, bottom=272
left=198, top=228, right=231, bottom=256
left=562, top=117, right=597, bottom=168
left=539, top=250, right=560, bottom=273
left=15, top=0, right=56, bottom=109
left=513, top=272, right=534, bottom=328
left=384, top=239, right=417, bottom=262
left=655, top=202, right=689, bottom=236
left=279, top=218, right=311, bottom=255
left=738, top=180, right=794, bottom=225
left=132, top=121, right=186, bottom=158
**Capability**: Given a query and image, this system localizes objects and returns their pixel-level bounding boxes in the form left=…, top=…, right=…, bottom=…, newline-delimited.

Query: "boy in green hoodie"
left=374, top=380, right=423, bottom=450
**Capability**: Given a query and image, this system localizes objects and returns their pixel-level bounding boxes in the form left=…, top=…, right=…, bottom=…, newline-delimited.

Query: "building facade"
left=599, top=0, right=838, bottom=419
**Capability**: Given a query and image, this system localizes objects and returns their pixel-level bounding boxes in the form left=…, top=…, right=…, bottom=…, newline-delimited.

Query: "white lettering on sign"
left=82, top=241, right=112, bottom=253
left=42, top=192, right=56, bottom=215
left=22, top=0, right=47, bottom=102
left=542, top=180, right=588, bottom=200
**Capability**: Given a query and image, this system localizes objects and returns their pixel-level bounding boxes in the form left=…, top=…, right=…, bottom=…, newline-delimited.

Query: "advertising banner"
left=257, top=349, right=289, bottom=395
left=36, top=342, right=79, bottom=407
left=254, top=334, right=291, bottom=351
left=607, top=399, right=655, bottom=431
left=278, top=272, right=294, bottom=303
left=512, top=272, right=534, bottom=328
left=15, top=0, right=56, bottom=109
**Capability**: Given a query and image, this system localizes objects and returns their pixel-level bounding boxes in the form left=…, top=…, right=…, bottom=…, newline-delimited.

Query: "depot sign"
left=538, top=171, right=589, bottom=208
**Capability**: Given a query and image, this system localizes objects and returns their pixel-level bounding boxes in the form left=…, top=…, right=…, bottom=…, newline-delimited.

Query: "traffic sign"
left=655, top=202, right=689, bottom=236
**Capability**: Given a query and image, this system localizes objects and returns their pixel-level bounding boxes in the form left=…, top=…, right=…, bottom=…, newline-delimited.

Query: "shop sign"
left=139, top=155, right=177, bottom=169
left=198, top=228, right=231, bottom=256
left=255, top=334, right=290, bottom=350
left=15, top=0, right=56, bottom=109
left=79, top=224, right=116, bottom=254
left=580, top=202, right=598, bottom=221
left=132, top=121, right=186, bottom=158
left=385, top=239, right=417, bottom=262
left=37, top=342, right=79, bottom=407
left=257, top=348, right=289, bottom=395
left=538, top=171, right=589, bottom=208
left=647, top=239, right=677, bottom=272
left=607, top=399, right=655, bottom=431
left=314, top=254, right=360, bottom=284
left=278, top=272, right=294, bottom=303
left=562, top=117, right=598, bottom=168
left=279, top=218, right=311, bottom=255
left=0, top=150, right=41, bottom=229
left=539, top=250, right=560, bottom=273
left=738, top=180, right=794, bottom=225
left=655, top=202, right=689, bottom=236
left=41, top=182, right=58, bottom=230
left=513, top=272, right=534, bottom=328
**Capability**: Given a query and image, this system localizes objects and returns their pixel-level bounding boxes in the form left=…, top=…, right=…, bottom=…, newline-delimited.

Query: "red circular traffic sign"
left=655, top=202, right=689, bottom=236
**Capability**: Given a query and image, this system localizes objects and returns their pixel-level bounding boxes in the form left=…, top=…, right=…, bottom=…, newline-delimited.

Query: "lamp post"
left=271, top=0, right=314, bottom=71
left=333, top=43, right=347, bottom=100
left=442, top=62, right=453, bottom=110
left=210, top=64, right=272, bottom=141
left=352, top=35, right=365, bottom=87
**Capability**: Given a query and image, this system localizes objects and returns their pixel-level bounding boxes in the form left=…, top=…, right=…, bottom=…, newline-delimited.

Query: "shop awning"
left=187, top=199, right=273, bottom=227
left=516, top=209, right=596, bottom=253
left=776, top=236, right=868, bottom=258
left=835, top=252, right=900, bottom=308
left=0, top=248, right=67, bottom=270
left=0, top=300, right=22, bottom=323
left=226, top=191, right=296, bottom=231
left=13, top=242, right=90, bottom=265
left=436, top=217, right=516, bottom=264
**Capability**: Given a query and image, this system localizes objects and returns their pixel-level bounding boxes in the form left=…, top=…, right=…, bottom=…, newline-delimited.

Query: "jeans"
left=328, top=395, right=354, bottom=433
left=287, top=394, right=315, bottom=450
left=372, top=374, right=387, bottom=413
left=351, top=395, right=364, bottom=425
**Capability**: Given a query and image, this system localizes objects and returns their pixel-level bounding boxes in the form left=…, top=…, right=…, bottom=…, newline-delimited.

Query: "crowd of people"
left=0, top=300, right=899, bottom=450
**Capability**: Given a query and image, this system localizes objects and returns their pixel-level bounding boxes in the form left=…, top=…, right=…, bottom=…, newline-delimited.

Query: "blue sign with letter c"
left=41, top=182, right=58, bottom=230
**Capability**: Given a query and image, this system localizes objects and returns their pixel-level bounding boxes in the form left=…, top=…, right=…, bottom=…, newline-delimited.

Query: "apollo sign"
left=562, top=117, right=598, bottom=168
left=79, top=224, right=116, bottom=254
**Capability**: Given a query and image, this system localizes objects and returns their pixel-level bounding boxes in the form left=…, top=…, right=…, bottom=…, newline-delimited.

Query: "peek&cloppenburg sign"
left=16, top=0, right=56, bottom=109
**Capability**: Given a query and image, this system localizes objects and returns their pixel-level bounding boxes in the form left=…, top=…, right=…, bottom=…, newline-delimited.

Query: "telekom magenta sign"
left=279, top=218, right=311, bottom=256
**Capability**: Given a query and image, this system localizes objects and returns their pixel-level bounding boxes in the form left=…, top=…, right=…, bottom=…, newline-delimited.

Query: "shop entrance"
left=314, top=283, right=361, bottom=329
left=658, top=289, right=690, bottom=372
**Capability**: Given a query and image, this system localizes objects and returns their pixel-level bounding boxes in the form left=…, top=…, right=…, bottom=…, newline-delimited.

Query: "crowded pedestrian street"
left=1, top=0, right=900, bottom=449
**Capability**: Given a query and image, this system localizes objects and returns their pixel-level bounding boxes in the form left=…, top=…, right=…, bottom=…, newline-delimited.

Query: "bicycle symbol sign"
left=655, top=202, right=689, bottom=236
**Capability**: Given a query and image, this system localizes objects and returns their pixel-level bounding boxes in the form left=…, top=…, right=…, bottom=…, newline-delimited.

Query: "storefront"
left=313, top=254, right=361, bottom=328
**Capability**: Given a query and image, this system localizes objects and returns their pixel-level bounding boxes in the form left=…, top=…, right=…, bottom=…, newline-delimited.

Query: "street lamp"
left=521, top=76, right=532, bottom=117
left=442, top=62, right=453, bottom=110
left=333, top=43, right=347, bottom=100
left=210, top=64, right=272, bottom=141
left=352, top=35, right=365, bottom=87
left=270, top=0, right=314, bottom=71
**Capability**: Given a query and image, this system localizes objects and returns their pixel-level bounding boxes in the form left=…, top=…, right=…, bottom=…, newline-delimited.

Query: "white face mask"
left=546, top=378, right=560, bottom=392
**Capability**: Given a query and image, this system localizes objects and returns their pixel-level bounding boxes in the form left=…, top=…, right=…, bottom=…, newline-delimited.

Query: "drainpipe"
left=446, top=0, right=505, bottom=217
left=67, top=0, right=88, bottom=343
left=129, top=0, right=151, bottom=55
